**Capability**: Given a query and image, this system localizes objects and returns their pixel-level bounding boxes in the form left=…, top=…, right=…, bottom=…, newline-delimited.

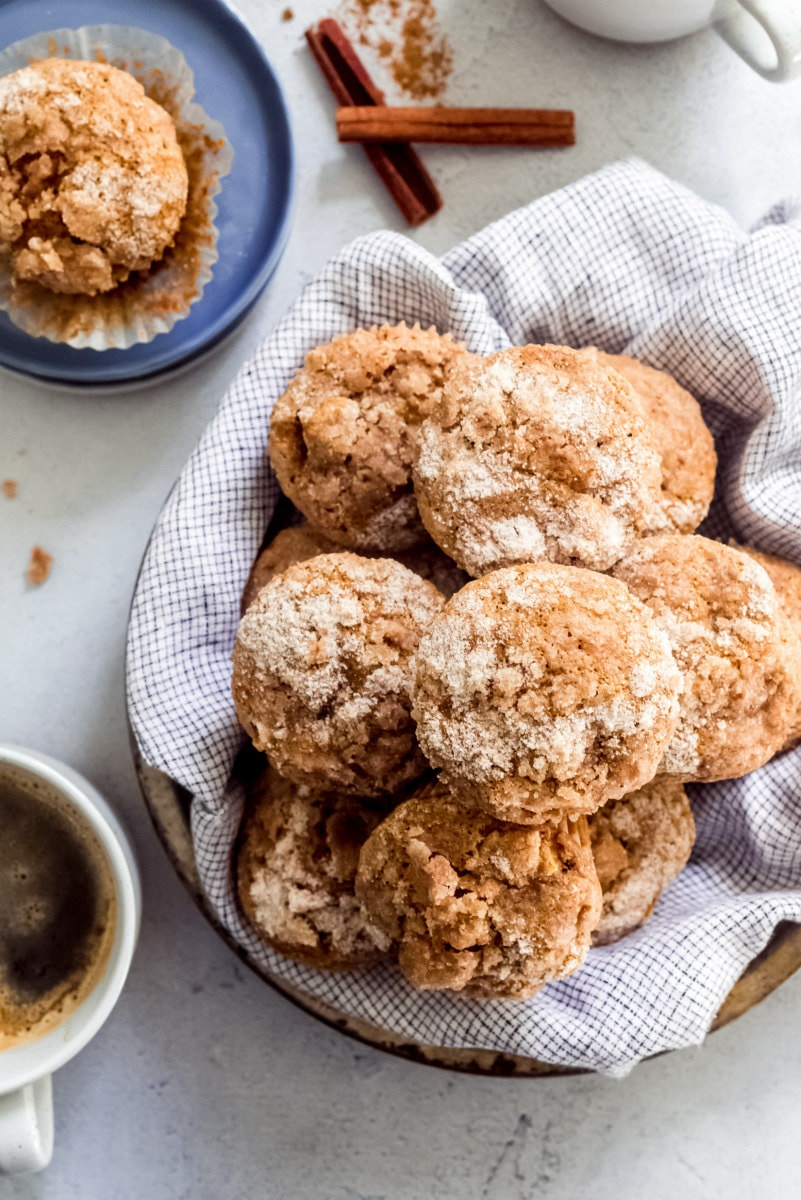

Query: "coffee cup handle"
left=0, top=1076, right=54, bottom=1175
left=716, top=0, right=801, bottom=81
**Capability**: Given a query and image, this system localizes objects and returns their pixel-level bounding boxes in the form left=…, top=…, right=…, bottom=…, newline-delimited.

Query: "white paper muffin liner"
left=0, top=25, right=233, bottom=350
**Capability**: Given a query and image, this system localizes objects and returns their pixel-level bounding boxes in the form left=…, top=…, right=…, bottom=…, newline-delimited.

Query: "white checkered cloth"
left=127, top=159, right=801, bottom=1076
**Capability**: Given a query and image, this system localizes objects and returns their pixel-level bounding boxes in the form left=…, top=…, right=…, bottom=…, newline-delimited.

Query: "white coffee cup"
left=541, top=0, right=801, bottom=80
left=0, top=746, right=141, bottom=1175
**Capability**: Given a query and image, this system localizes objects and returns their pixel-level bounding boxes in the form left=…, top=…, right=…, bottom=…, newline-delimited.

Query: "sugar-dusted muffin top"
left=737, top=544, right=801, bottom=749
left=737, top=544, right=801, bottom=631
left=232, top=552, right=444, bottom=799
left=582, top=349, right=717, bottom=536
left=612, top=535, right=801, bottom=781
left=269, top=323, right=467, bottom=552
left=412, top=563, right=681, bottom=822
left=0, top=58, right=188, bottom=295
left=413, top=343, right=663, bottom=577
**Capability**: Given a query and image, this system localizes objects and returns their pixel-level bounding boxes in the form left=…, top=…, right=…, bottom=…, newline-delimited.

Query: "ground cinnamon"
left=339, top=0, right=453, bottom=101
left=27, top=546, right=52, bottom=585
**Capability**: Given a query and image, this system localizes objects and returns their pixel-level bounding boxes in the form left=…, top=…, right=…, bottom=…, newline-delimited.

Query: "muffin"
left=268, top=323, right=467, bottom=552
left=237, top=766, right=384, bottom=969
left=736, top=543, right=801, bottom=750
left=581, top=350, right=717, bottom=535
left=411, top=563, right=682, bottom=822
left=612, top=535, right=801, bottom=780
left=0, top=58, right=188, bottom=295
left=589, top=777, right=695, bottom=945
left=737, top=544, right=801, bottom=629
left=241, top=525, right=342, bottom=615
left=413, top=343, right=663, bottom=577
left=355, top=778, right=602, bottom=998
left=232, top=553, right=444, bottom=798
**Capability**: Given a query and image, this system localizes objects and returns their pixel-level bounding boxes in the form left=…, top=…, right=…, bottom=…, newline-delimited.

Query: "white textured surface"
left=1, top=0, right=801, bottom=1193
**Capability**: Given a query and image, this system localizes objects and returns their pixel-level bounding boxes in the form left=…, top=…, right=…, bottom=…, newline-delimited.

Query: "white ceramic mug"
left=542, top=0, right=801, bottom=80
left=0, top=746, right=141, bottom=1175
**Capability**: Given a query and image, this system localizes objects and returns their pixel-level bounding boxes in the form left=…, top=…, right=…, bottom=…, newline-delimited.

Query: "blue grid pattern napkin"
left=127, top=159, right=801, bottom=1075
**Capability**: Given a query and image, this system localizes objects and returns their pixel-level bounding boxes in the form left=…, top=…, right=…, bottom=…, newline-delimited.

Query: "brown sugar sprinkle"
left=2, top=479, right=17, bottom=498
left=339, top=0, right=453, bottom=101
left=27, top=546, right=52, bottom=585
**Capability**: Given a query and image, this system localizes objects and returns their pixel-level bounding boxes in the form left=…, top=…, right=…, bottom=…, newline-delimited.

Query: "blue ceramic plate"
left=0, top=0, right=294, bottom=385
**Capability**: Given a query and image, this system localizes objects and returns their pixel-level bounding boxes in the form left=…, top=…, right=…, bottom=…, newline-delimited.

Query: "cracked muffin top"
left=737, top=544, right=801, bottom=750
left=232, top=552, right=444, bottom=799
left=582, top=349, right=717, bottom=536
left=355, top=777, right=602, bottom=998
left=612, top=535, right=801, bottom=781
left=0, top=58, right=188, bottom=295
left=589, top=776, right=695, bottom=946
left=237, top=766, right=384, bottom=970
left=268, top=323, right=467, bottom=552
left=737, top=544, right=801, bottom=630
left=411, top=562, right=681, bottom=823
left=412, top=343, right=663, bottom=577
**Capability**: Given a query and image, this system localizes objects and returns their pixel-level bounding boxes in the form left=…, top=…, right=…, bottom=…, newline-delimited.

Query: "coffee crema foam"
left=0, top=763, right=117, bottom=1052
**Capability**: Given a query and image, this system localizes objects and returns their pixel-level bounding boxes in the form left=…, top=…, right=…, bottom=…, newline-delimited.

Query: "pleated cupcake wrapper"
left=0, top=24, right=232, bottom=350
left=126, top=160, right=801, bottom=1075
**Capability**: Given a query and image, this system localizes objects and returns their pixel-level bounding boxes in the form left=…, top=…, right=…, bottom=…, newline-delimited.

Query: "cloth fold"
left=127, top=159, right=801, bottom=1075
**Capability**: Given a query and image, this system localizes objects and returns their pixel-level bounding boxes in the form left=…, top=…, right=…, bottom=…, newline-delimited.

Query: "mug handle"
left=0, top=1076, right=54, bottom=1175
left=715, top=0, right=801, bottom=81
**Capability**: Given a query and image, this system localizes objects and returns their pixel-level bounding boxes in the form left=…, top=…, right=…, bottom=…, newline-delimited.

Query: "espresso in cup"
left=0, top=763, right=117, bottom=1052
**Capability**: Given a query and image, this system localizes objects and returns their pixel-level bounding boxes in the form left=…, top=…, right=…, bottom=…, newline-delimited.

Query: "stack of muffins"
left=231, top=325, right=801, bottom=1000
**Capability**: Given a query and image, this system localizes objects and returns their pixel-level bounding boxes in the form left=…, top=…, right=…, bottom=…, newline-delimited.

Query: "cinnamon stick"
left=337, top=106, right=576, bottom=147
left=305, top=20, right=442, bottom=226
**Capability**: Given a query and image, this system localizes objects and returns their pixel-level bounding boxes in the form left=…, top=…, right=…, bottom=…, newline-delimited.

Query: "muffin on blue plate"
left=0, top=25, right=231, bottom=349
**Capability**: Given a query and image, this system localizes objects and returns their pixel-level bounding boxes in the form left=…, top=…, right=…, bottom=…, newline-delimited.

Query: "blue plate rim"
left=0, top=0, right=296, bottom=385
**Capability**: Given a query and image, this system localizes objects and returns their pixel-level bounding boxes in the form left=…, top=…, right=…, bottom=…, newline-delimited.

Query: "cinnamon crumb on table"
left=2, top=479, right=17, bottom=498
left=27, top=545, right=52, bottom=585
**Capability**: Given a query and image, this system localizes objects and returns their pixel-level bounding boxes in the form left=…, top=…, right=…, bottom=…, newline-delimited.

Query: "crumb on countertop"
left=2, top=479, right=17, bottom=498
left=281, top=7, right=294, bottom=20
left=27, top=545, right=52, bottom=585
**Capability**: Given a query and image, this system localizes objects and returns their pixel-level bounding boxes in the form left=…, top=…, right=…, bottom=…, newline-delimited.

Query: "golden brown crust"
left=411, top=563, right=681, bottom=822
left=737, top=545, right=801, bottom=629
left=241, top=523, right=469, bottom=614
left=612, top=535, right=801, bottom=781
left=736, top=544, right=801, bottom=749
left=589, top=777, right=695, bottom=945
left=237, top=767, right=384, bottom=969
left=232, top=552, right=444, bottom=798
left=355, top=778, right=602, bottom=998
left=413, top=343, right=663, bottom=577
left=241, top=525, right=341, bottom=614
left=585, top=351, right=716, bottom=535
left=0, top=59, right=188, bottom=295
left=268, top=323, right=466, bottom=552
